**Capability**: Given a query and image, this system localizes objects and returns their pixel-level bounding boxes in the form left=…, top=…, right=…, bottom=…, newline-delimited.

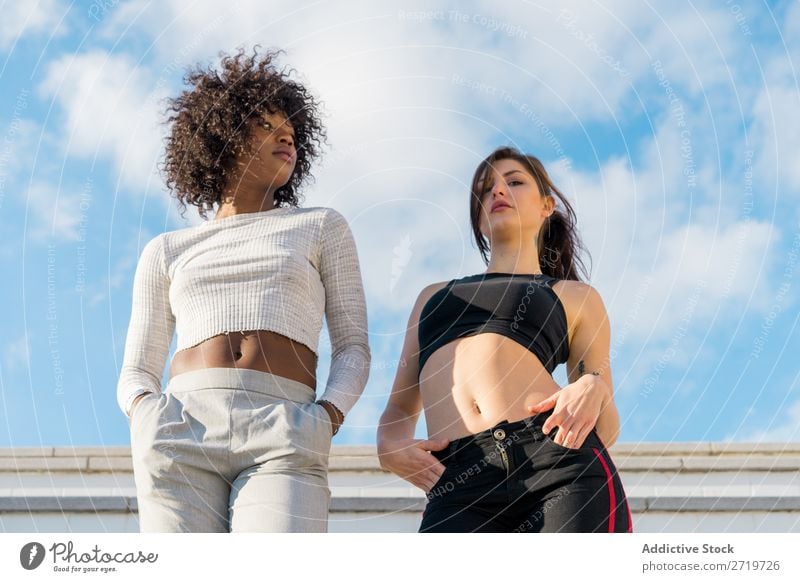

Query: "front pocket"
left=129, top=394, right=165, bottom=454
left=312, top=402, right=334, bottom=438
left=296, top=402, right=332, bottom=465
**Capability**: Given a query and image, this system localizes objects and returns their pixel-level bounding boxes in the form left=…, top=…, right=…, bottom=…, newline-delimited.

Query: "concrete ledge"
left=3, top=453, right=800, bottom=474
left=0, top=447, right=130, bottom=457
left=334, top=443, right=800, bottom=456
left=616, top=457, right=684, bottom=471
left=0, top=458, right=89, bottom=471
left=3, top=445, right=800, bottom=475
left=3, top=443, right=799, bottom=458
left=331, top=497, right=426, bottom=513
left=0, top=496, right=133, bottom=512
left=681, top=456, right=800, bottom=471
left=3, top=496, right=800, bottom=514
left=643, top=497, right=800, bottom=512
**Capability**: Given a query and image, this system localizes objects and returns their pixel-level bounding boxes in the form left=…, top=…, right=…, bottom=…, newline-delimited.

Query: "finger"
left=414, top=460, right=444, bottom=480
left=542, top=411, right=566, bottom=435
left=573, top=423, right=593, bottom=448
left=420, top=478, right=436, bottom=493
left=565, top=422, right=591, bottom=448
left=554, top=418, right=575, bottom=446
left=554, top=426, right=567, bottom=447
left=426, top=466, right=449, bottom=491
left=528, top=393, right=558, bottom=413
left=557, top=412, right=576, bottom=433
left=422, top=471, right=443, bottom=493
left=419, top=438, right=450, bottom=451
left=409, top=468, right=431, bottom=490
left=563, top=427, right=580, bottom=448
left=426, top=460, right=446, bottom=477
left=429, top=467, right=446, bottom=484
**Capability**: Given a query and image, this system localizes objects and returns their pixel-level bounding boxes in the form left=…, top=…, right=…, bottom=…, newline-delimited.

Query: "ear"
left=541, top=194, right=556, bottom=218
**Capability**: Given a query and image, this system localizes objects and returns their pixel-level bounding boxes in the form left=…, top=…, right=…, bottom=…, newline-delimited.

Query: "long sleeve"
left=117, top=234, right=175, bottom=417
left=316, top=208, right=371, bottom=416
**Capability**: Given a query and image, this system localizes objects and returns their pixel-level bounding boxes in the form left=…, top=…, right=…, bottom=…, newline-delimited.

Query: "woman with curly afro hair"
left=118, top=46, right=371, bottom=533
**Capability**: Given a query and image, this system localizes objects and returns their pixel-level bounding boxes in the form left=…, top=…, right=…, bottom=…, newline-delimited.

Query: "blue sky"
left=1, top=0, right=799, bottom=447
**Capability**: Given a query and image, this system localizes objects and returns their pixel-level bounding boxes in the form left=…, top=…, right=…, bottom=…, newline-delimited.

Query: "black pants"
left=419, top=410, right=633, bottom=533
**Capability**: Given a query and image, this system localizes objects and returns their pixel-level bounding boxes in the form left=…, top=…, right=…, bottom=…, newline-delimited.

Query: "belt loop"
left=524, top=418, right=538, bottom=441
left=523, top=414, right=542, bottom=440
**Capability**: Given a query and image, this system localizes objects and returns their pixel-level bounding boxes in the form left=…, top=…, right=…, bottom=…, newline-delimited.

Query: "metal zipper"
left=498, top=442, right=509, bottom=469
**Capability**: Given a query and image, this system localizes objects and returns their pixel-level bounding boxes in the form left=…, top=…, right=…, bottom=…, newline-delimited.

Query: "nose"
left=278, top=132, right=294, bottom=149
left=490, top=180, right=508, bottom=198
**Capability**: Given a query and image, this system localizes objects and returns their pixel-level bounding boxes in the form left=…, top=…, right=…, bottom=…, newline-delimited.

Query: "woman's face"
left=240, top=109, right=297, bottom=192
left=477, top=158, right=554, bottom=241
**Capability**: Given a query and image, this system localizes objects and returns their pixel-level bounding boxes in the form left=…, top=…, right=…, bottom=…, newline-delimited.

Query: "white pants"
left=129, top=367, right=332, bottom=532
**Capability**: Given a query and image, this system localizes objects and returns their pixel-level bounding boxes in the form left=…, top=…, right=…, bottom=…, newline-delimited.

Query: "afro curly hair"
left=160, top=46, right=326, bottom=220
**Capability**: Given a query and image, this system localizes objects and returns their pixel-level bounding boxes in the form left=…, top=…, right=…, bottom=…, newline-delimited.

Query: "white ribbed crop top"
left=117, top=205, right=371, bottom=418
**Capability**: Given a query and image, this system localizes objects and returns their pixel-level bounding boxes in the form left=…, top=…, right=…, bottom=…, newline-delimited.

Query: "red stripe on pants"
left=592, top=448, right=616, bottom=532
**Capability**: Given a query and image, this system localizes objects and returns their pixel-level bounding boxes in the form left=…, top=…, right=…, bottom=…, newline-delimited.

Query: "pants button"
left=493, top=428, right=506, bottom=440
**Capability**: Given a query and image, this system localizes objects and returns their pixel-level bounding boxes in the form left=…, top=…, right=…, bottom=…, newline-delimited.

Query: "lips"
left=272, top=148, right=295, bottom=162
left=491, top=201, right=512, bottom=213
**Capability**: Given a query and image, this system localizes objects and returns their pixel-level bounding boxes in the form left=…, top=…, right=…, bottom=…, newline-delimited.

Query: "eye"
left=260, top=121, right=273, bottom=131
left=509, top=180, right=523, bottom=186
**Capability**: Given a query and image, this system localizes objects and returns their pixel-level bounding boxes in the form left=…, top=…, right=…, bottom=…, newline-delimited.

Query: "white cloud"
left=35, top=1, right=792, bottom=418
left=549, top=110, right=777, bottom=344
left=38, top=50, right=169, bottom=198
left=750, top=67, right=800, bottom=196
left=741, top=1, right=800, bottom=198
left=241, top=0, right=780, bottom=349
left=0, top=0, right=66, bottom=51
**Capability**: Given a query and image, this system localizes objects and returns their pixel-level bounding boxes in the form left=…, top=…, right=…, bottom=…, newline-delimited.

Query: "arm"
left=117, top=234, right=175, bottom=419
left=529, top=282, right=620, bottom=448
left=315, top=209, right=371, bottom=431
left=377, top=282, right=450, bottom=492
left=564, top=284, right=620, bottom=447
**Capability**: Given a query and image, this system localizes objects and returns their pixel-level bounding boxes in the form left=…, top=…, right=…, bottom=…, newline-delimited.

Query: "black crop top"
left=417, top=273, right=570, bottom=377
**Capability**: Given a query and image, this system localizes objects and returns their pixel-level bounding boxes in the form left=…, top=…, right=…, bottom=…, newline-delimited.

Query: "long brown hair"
left=469, top=146, right=590, bottom=281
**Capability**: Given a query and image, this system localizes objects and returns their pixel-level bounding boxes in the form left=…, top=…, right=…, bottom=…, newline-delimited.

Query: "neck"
left=486, top=238, right=543, bottom=275
left=217, top=182, right=277, bottom=219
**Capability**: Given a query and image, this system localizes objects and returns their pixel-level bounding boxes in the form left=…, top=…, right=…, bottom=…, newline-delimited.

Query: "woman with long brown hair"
left=377, top=146, right=631, bottom=532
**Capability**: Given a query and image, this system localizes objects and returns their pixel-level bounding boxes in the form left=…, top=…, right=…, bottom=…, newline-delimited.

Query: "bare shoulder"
left=550, top=280, right=607, bottom=331
left=410, top=280, right=450, bottom=320
left=552, top=279, right=603, bottom=303
left=419, top=280, right=450, bottom=299
left=393, top=279, right=452, bottom=381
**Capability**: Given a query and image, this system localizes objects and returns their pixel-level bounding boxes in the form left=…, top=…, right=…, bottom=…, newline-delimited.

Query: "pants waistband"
left=165, top=367, right=316, bottom=404
left=433, top=410, right=556, bottom=464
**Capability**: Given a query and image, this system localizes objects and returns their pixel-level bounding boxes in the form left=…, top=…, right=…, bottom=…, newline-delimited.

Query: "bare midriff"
left=168, top=329, right=317, bottom=392
left=419, top=333, right=562, bottom=442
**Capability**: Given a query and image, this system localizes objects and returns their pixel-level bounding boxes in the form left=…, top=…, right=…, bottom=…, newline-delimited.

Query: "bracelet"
left=125, top=389, right=155, bottom=417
